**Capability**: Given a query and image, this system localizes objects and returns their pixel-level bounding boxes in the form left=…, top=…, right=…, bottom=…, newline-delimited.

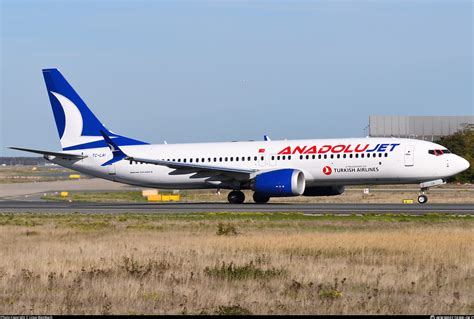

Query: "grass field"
left=0, top=212, right=472, bottom=315
left=0, top=166, right=88, bottom=184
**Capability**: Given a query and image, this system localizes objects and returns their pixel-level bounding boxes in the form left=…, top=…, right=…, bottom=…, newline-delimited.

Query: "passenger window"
left=178, top=159, right=181, bottom=162
left=261, top=156, right=264, bottom=160
left=343, top=154, right=346, bottom=159
left=248, top=156, right=251, bottom=161
left=318, top=155, right=322, bottom=159
left=306, top=155, right=309, bottom=160
left=384, top=153, right=388, bottom=157
left=208, top=158, right=211, bottom=162
left=350, top=154, right=353, bottom=158
left=277, top=156, right=280, bottom=160
left=324, top=154, right=327, bottom=159
left=236, top=157, right=239, bottom=162
left=312, top=155, right=316, bottom=159
left=337, top=154, right=340, bottom=159
left=373, top=153, right=376, bottom=158
left=300, top=155, right=303, bottom=160
left=202, top=158, right=205, bottom=162
left=225, top=157, right=228, bottom=162
left=214, top=158, right=217, bottom=162
left=196, top=158, right=199, bottom=163
left=230, top=157, right=233, bottom=162
left=355, top=154, right=359, bottom=158
left=184, top=159, right=187, bottom=163
left=283, top=156, right=286, bottom=160
left=242, top=157, right=245, bottom=161
left=330, top=154, right=334, bottom=159
left=361, top=154, right=364, bottom=158
left=254, top=156, right=257, bottom=161
left=378, top=153, right=382, bottom=158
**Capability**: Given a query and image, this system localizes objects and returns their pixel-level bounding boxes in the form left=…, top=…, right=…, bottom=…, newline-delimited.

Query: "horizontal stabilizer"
left=8, top=147, right=87, bottom=159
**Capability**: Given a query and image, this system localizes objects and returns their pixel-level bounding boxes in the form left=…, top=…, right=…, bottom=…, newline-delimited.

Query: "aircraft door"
left=404, top=145, right=414, bottom=166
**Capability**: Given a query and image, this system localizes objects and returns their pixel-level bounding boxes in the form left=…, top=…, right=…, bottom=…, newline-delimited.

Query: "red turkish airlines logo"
left=323, top=166, right=332, bottom=175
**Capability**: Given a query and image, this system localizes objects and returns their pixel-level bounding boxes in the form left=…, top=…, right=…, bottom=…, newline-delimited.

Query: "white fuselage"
left=51, top=137, right=469, bottom=190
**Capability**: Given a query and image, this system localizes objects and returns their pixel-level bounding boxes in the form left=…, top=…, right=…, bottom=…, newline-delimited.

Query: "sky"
left=1, top=0, right=472, bottom=156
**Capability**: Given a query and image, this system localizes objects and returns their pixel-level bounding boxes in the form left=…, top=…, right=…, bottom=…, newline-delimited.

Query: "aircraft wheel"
left=417, top=194, right=428, bottom=204
left=253, top=192, right=270, bottom=204
left=228, top=190, right=245, bottom=204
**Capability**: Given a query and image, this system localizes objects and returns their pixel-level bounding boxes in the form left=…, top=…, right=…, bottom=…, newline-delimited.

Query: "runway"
left=0, top=200, right=472, bottom=214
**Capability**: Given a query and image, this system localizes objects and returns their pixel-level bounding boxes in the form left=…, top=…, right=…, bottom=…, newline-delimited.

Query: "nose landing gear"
left=417, top=193, right=428, bottom=204
left=416, top=179, right=445, bottom=205
left=228, top=190, right=245, bottom=204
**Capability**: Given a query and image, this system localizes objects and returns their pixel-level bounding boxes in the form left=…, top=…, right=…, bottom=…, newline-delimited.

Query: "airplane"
left=10, top=69, right=470, bottom=204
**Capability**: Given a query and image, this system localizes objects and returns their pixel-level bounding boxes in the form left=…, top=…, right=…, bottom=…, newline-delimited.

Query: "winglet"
left=100, top=130, right=128, bottom=166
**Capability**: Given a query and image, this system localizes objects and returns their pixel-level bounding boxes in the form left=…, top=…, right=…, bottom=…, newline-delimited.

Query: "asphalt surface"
left=0, top=200, right=472, bottom=214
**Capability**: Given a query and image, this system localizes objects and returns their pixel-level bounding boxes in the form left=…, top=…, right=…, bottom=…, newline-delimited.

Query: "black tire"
left=253, top=192, right=270, bottom=204
left=228, top=190, right=245, bottom=204
left=417, top=194, right=428, bottom=204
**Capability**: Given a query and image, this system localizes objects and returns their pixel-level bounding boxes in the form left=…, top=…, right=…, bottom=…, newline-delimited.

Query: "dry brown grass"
left=0, top=214, right=473, bottom=315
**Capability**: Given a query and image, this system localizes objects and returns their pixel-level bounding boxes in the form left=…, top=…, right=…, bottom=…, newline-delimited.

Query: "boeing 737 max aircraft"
left=10, top=69, right=470, bottom=204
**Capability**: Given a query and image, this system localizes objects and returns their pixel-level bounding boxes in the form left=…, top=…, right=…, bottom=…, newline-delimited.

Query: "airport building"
left=367, top=116, right=474, bottom=141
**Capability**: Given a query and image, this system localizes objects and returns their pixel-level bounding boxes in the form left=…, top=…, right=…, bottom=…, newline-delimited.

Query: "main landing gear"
left=228, top=190, right=245, bottom=204
left=227, top=191, right=271, bottom=204
left=253, top=192, right=270, bottom=204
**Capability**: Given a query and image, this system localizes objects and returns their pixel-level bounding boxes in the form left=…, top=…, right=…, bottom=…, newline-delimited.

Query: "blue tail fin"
left=42, top=68, right=148, bottom=151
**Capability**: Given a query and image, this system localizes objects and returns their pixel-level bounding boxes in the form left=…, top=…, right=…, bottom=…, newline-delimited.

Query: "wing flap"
left=129, top=156, right=257, bottom=180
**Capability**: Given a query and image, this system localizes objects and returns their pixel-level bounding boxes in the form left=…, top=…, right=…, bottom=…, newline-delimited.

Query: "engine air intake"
left=253, top=169, right=305, bottom=197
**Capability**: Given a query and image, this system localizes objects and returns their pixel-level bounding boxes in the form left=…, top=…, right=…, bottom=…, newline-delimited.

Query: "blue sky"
left=1, top=0, right=472, bottom=156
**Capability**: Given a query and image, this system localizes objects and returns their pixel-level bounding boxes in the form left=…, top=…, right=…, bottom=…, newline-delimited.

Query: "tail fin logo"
left=50, top=91, right=103, bottom=149
left=43, top=68, right=148, bottom=151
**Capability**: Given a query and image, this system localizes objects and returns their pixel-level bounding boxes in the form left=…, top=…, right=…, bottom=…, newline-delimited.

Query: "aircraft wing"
left=99, top=130, right=258, bottom=181
left=128, top=156, right=258, bottom=181
left=8, top=147, right=87, bottom=160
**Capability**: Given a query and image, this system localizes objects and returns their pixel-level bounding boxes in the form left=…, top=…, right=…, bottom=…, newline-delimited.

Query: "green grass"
left=0, top=212, right=471, bottom=231
left=204, top=260, right=286, bottom=281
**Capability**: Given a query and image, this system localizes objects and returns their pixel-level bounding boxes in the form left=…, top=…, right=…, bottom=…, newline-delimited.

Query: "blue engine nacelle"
left=253, top=169, right=305, bottom=197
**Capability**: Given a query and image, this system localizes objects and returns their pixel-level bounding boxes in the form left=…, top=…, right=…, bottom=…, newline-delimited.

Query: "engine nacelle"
left=253, top=169, right=305, bottom=197
left=303, top=185, right=345, bottom=196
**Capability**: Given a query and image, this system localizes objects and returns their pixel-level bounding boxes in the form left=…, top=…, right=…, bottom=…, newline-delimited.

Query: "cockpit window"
left=428, top=149, right=451, bottom=156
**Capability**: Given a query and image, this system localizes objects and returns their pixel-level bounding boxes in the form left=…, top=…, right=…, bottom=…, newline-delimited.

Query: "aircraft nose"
left=457, top=156, right=470, bottom=173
